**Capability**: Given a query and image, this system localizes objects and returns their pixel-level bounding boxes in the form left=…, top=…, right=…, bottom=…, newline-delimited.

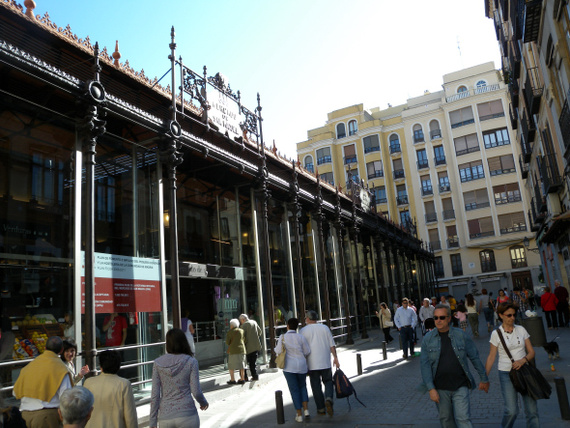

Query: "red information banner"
left=81, top=252, right=161, bottom=314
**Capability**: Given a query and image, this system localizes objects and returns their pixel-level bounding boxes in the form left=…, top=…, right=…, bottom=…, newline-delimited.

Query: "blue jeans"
left=308, top=368, right=333, bottom=411
left=400, top=326, right=414, bottom=357
left=283, top=371, right=309, bottom=410
left=483, top=308, right=494, bottom=326
left=436, top=387, right=473, bottom=428
left=498, top=370, right=540, bottom=428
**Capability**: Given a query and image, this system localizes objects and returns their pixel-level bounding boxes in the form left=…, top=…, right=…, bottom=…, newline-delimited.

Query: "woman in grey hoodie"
left=150, top=328, right=208, bottom=427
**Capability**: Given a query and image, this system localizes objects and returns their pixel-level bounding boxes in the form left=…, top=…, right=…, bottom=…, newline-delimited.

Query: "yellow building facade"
left=297, top=62, right=542, bottom=298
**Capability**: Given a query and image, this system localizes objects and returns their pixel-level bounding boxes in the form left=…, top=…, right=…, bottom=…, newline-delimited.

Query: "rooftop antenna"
left=457, top=36, right=464, bottom=68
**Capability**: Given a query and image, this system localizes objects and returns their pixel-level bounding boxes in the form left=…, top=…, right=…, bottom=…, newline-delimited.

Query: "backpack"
left=332, top=368, right=366, bottom=410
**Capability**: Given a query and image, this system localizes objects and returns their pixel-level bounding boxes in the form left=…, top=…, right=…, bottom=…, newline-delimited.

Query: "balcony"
left=375, top=197, right=388, bottom=205
left=455, top=146, right=480, bottom=156
left=499, top=23, right=508, bottom=54
left=364, top=146, right=380, bottom=154
left=430, top=240, right=442, bottom=251
left=439, top=183, right=451, bottom=193
left=425, top=212, right=438, bottom=223
left=508, top=78, right=520, bottom=109
left=368, top=170, right=384, bottom=180
left=443, top=209, right=455, bottom=220
left=511, top=0, right=523, bottom=40
left=305, top=163, right=314, bottom=173
left=317, top=156, right=332, bottom=165
left=390, top=144, right=401, bottom=154
left=519, top=155, right=529, bottom=179
left=396, top=195, right=409, bottom=206
left=539, top=153, right=563, bottom=194
left=422, top=187, right=434, bottom=196
left=500, top=224, right=527, bottom=235
left=523, top=0, right=543, bottom=43
left=509, top=104, right=518, bottom=130
left=490, top=166, right=516, bottom=177
left=523, top=67, right=543, bottom=115
left=434, top=156, right=446, bottom=166
left=470, top=230, right=495, bottom=239
left=417, top=159, right=429, bottom=170
left=465, top=201, right=490, bottom=211
left=344, top=156, right=357, bottom=165
left=446, top=84, right=501, bottom=103
left=430, top=129, right=442, bottom=140
left=447, top=237, right=460, bottom=248
left=508, top=41, right=521, bottom=80
left=559, top=89, right=570, bottom=151
left=393, top=169, right=405, bottom=180
left=414, top=132, right=425, bottom=144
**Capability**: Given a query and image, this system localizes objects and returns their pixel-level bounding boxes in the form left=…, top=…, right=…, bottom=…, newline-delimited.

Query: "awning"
left=541, top=211, right=570, bottom=243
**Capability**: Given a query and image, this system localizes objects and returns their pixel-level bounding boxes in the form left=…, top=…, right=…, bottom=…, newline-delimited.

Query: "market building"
left=485, top=0, right=570, bottom=291
left=296, top=62, right=542, bottom=299
left=0, top=0, right=433, bottom=404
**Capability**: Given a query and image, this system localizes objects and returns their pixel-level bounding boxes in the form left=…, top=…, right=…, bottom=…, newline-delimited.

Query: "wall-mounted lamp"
left=164, top=210, right=170, bottom=228
left=523, top=237, right=540, bottom=254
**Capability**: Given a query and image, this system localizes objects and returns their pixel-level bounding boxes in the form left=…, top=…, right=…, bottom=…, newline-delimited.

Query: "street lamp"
left=523, top=237, right=540, bottom=254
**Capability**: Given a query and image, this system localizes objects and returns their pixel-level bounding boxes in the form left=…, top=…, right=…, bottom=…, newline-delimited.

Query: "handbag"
left=275, top=335, right=286, bottom=369
left=497, top=329, right=552, bottom=400
left=381, top=313, right=394, bottom=327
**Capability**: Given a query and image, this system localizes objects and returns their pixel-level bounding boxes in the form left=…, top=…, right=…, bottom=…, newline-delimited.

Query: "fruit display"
left=11, top=313, right=61, bottom=360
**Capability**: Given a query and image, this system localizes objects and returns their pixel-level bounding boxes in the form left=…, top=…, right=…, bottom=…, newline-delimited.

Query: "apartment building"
left=297, top=62, right=542, bottom=298
left=485, top=0, right=570, bottom=291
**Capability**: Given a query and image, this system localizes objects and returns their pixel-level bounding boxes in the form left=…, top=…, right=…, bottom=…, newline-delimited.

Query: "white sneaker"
left=304, top=409, right=310, bottom=418
left=295, top=415, right=303, bottom=423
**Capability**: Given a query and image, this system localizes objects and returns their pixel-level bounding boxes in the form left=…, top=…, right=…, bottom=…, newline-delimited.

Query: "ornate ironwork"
left=181, top=65, right=208, bottom=111
left=314, top=176, right=332, bottom=326
left=208, top=72, right=239, bottom=101
left=289, top=161, right=306, bottom=325
left=335, top=188, right=353, bottom=344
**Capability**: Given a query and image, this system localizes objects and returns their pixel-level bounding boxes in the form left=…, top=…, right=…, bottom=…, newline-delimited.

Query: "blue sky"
left=34, top=0, right=501, bottom=158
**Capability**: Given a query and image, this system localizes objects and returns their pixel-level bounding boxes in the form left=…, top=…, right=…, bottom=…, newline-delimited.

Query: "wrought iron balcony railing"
left=393, top=169, right=405, bottom=179
left=539, top=153, right=563, bottom=194
left=396, top=195, right=409, bottom=206
left=425, top=212, right=437, bottom=223
left=430, top=129, right=442, bottom=140
left=390, top=144, right=401, bottom=154
left=522, top=0, right=543, bottom=44
left=417, top=159, right=429, bottom=170
left=443, top=209, right=455, bottom=220
left=434, top=156, right=446, bottom=166
left=523, top=67, right=543, bottom=116
left=559, top=89, right=570, bottom=150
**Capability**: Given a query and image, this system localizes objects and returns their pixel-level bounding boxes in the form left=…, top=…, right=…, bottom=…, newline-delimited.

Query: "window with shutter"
left=500, top=155, right=515, bottom=171
left=480, top=217, right=494, bottom=235
left=344, top=144, right=356, bottom=164
left=464, top=191, right=477, bottom=210
left=363, top=135, right=380, bottom=153
left=316, top=147, right=332, bottom=165
left=450, top=107, right=475, bottom=128
left=337, top=123, right=346, bottom=139
left=488, top=157, right=502, bottom=175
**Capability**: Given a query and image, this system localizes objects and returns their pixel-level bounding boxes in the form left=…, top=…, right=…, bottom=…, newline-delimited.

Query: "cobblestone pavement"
left=139, top=314, right=570, bottom=427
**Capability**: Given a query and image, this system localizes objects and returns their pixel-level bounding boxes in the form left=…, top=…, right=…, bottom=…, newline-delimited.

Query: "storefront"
left=0, top=1, right=434, bottom=404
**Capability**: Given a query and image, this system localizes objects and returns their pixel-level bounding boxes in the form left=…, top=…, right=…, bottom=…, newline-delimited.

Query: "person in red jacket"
left=540, top=286, right=559, bottom=329
left=554, top=280, right=570, bottom=328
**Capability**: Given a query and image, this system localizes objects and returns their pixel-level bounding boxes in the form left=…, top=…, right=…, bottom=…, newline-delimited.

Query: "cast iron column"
left=383, top=240, right=395, bottom=303
left=392, top=245, right=403, bottom=301
left=78, top=43, right=106, bottom=376
left=315, top=178, right=332, bottom=327
left=335, top=189, right=353, bottom=344
left=289, top=161, right=306, bottom=325
left=350, top=206, right=368, bottom=339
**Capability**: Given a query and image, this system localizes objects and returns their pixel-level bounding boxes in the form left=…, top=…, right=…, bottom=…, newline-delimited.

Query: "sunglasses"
left=433, top=316, right=448, bottom=320
left=502, top=313, right=516, bottom=318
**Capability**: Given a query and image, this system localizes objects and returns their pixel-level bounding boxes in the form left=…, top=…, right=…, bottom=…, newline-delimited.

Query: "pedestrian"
left=13, top=336, right=73, bottom=428
left=61, top=340, right=89, bottom=385
left=274, top=317, right=311, bottom=423
left=58, top=387, right=94, bottom=428
left=497, top=289, right=509, bottom=306
left=553, top=280, right=569, bottom=327
left=394, top=297, right=417, bottom=359
left=420, top=304, right=490, bottom=428
left=454, top=304, right=468, bottom=332
left=478, top=288, right=494, bottom=333
left=225, top=318, right=247, bottom=384
left=181, top=309, right=196, bottom=355
left=375, top=302, right=394, bottom=343
left=300, top=310, right=340, bottom=417
left=465, top=294, right=479, bottom=337
left=149, top=328, right=208, bottom=428
left=239, top=313, right=262, bottom=381
left=511, top=287, right=528, bottom=323
left=485, top=302, right=540, bottom=428
left=431, top=296, right=438, bottom=308
left=440, top=296, right=450, bottom=307
left=84, top=350, right=138, bottom=428
left=540, top=286, right=559, bottom=329
left=419, top=298, right=435, bottom=335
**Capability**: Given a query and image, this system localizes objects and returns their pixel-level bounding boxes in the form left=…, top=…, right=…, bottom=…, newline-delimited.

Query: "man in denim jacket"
left=420, top=305, right=489, bottom=428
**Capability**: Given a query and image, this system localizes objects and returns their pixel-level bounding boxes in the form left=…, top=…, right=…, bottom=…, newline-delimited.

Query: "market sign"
left=208, top=87, right=241, bottom=140
left=360, top=188, right=371, bottom=212
left=81, top=252, right=161, bottom=313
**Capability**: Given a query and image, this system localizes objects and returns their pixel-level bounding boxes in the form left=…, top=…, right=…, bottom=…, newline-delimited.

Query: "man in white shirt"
left=300, top=310, right=339, bottom=416
left=394, top=298, right=418, bottom=360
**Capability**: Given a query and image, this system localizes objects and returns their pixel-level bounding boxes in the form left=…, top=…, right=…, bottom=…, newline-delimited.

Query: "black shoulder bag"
left=496, top=329, right=551, bottom=400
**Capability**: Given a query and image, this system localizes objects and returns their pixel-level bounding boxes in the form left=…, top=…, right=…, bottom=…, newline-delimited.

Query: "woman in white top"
left=181, top=310, right=196, bottom=355
left=418, top=298, right=435, bottom=335
left=465, top=293, right=479, bottom=337
left=485, top=302, right=539, bottom=428
left=274, top=317, right=311, bottom=423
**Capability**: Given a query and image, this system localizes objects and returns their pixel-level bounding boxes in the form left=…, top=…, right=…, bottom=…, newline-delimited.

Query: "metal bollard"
left=357, top=353, right=362, bottom=375
left=275, top=390, right=285, bottom=424
left=555, top=377, right=570, bottom=420
left=382, top=341, right=387, bottom=360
